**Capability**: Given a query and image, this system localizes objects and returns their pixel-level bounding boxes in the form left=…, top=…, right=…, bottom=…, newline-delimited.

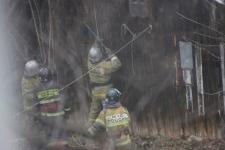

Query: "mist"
left=3, top=0, right=225, bottom=149
left=0, top=1, right=19, bottom=149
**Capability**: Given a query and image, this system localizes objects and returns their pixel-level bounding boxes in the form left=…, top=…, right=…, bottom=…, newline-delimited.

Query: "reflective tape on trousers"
left=39, top=97, right=61, bottom=104
left=41, top=111, right=65, bottom=117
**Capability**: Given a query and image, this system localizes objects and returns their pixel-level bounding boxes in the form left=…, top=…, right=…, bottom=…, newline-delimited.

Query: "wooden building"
left=9, top=0, right=225, bottom=138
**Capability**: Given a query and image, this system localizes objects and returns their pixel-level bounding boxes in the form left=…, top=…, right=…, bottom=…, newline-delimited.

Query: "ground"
left=68, top=135, right=225, bottom=150
left=133, top=135, right=225, bottom=150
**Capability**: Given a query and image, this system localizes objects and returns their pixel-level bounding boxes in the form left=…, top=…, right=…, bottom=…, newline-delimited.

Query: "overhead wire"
left=33, top=0, right=46, bottom=64
left=190, top=39, right=221, bottom=60
left=28, top=0, right=44, bottom=62
left=30, top=0, right=50, bottom=64
left=84, top=23, right=109, bottom=51
left=14, top=102, right=40, bottom=117
left=48, top=0, right=57, bottom=82
left=190, top=37, right=224, bottom=97
left=190, top=39, right=220, bottom=47
left=193, top=32, right=224, bottom=41
left=93, top=0, right=99, bottom=37
left=48, top=0, right=52, bottom=68
left=180, top=3, right=225, bottom=63
left=176, top=12, right=225, bottom=37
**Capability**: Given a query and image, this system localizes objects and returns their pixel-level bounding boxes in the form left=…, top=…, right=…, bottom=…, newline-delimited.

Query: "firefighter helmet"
left=24, top=60, right=39, bottom=77
left=39, top=67, right=52, bottom=82
left=105, top=88, right=122, bottom=105
left=88, top=42, right=103, bottom=64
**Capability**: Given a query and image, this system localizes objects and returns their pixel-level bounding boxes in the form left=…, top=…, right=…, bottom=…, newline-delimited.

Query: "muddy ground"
left=132, top=136, right=225, bottom=150
left=71, top=135, right=225, bottom=150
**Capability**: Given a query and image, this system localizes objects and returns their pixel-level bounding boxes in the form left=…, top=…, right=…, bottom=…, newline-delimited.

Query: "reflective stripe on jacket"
left=37, top=81, right=65, bottom=117
left=37, top=89, right=59, bottom=99
left=41, top=111, right=65, bottom=117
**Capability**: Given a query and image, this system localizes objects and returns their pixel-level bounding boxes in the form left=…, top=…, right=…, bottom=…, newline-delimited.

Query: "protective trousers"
left=88, top=84, right=112, bottom=124
left=21, top=115, right=48, bottom=150
left=40, top=115, right=66, bottom=140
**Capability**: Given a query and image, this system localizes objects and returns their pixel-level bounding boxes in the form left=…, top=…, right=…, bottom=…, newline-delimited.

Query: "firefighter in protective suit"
left=21, top=60, right=47, bottom=150
left=87, top=88, right=132, bottom=150
left=21, top=60, right=41, bottom=114
left=36, top=67, right=71, bottom=148
left=37, top=68, right=90, bottom=150
left=88, top=41, right=121, bottom=124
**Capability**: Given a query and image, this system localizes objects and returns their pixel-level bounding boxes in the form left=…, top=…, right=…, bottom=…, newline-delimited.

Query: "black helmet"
left=39, top=67, right=52, bottom=82
left=105, top=88, right=121, bottom=105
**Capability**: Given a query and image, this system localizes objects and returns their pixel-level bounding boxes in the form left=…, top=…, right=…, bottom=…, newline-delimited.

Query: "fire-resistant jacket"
left=36, top=80, right=70, bottom=117
left=88, top=103, right=131, bottom=148
left=88, top=48, right=121, bottom=84
left=21, top=76, right=41, bottom=110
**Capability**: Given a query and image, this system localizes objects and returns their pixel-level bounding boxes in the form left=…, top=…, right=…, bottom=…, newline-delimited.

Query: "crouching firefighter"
left=86, top=88, right=132, bottom=150
left=36, top=67, right=71, bottom=148
left=88, top=41, right=122, bottom=124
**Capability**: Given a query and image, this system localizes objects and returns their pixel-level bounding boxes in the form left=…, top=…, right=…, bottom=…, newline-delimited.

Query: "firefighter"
left=88, top=41, right=121, bottom=124
left=36, top=67, right=71, bottom=148
left=21, top=60, right=41, bottom=114
left=87, top=88, right=132, bottom=150
left=21, top=60, right=48, bottom=150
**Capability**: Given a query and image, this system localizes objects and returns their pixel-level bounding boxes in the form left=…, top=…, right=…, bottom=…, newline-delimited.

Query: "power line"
left=93, top=0, right=99, bottom=37
left=48, top=0, right=53, bottom=68
left=190, top=39, right=221, bottom=60
left=28, top=0, right=44, bottom=62
left=33, top=0, right=46, bottom=63
left=176, top=12, right=225, bottom=37
left=190, top=39, right=220, bottom=47
left=193, top=32, right=224, bottom=41
left=14, top=102, right=40, bottom=117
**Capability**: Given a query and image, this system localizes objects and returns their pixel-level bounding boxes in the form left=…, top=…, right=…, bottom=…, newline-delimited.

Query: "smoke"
left=0, top=1, right=19, bottom=149
left=214, top=0, right=225, bottom=5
